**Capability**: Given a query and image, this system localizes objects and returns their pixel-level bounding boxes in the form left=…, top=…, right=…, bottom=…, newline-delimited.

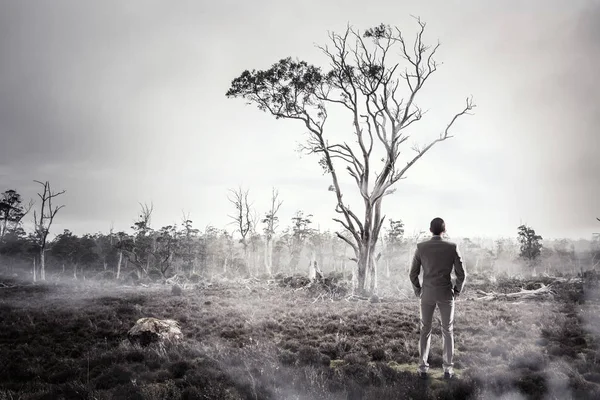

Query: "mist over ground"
left=1, top=0, right=599, bottom=238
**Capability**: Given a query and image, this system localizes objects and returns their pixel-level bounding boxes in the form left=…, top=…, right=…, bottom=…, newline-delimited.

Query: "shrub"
left=278, top=349, right=296, bottom=365
left=94, top=365, right=133, bottom=390
left=171, top=284, right=184, bottom=296
left=169, top=360, right=192, bottom=379
left=370, top=348, right=386, bottom=362
left=297, top=346, right=323, bottom=366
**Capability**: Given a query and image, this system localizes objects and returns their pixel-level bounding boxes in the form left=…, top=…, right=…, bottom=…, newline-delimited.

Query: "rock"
left=171, top=284, right=184, bottom=296
left=127, top=317, right=183, bottom=346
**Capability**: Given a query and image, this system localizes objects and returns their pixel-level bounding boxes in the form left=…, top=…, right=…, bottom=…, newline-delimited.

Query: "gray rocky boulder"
left=127, top=317, right=183, bottom=346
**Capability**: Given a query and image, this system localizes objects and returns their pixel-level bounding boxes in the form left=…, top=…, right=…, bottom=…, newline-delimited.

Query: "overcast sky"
left=1, top=0, right=599, bottom=241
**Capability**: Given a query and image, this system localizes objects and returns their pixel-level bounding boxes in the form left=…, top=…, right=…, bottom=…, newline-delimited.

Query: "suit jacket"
left=409, top=235, right=466, bottom=300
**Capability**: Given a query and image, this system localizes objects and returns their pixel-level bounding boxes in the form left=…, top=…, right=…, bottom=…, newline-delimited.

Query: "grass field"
left=1, top=273, right=600, bottom=399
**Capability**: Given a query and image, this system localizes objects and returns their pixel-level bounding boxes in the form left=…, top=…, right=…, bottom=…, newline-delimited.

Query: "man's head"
left=430, top=217, right=446, bottom=236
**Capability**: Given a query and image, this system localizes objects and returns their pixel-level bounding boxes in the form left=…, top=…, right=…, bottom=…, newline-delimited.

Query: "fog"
left=0, top=0, right=599, bottom=240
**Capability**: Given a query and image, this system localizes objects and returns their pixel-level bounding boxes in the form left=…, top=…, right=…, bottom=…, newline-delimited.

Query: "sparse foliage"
left=226, top=18, right=475, bottom=292
left=32, top=180, right=65, bottom=281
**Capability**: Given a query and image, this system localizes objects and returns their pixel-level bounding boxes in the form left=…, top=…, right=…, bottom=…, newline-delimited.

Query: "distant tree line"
left=0, top=186, right=415, bottom=284
left=1, top=185, right=598, bottom=285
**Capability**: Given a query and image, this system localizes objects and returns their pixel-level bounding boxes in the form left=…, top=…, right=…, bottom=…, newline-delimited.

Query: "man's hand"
left=453, top=288, right=460, bottom=299
left=414, top=287, right=422, bottom=298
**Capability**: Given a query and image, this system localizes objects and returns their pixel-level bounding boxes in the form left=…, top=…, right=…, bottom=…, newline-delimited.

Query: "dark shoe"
left=444, top=371, right=454, bottom=380
left=419, top=371, right=428, bottom=379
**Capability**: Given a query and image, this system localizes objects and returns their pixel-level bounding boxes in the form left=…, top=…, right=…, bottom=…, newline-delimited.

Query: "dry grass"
left=0, top=273, right=599, bottom=399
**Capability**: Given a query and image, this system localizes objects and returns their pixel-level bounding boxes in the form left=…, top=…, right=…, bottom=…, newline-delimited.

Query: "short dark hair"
left=430, top=217, right=445, bottom=235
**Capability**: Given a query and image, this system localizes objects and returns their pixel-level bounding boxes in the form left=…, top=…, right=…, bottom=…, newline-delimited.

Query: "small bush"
left=297, top=346, right=323, bottom=366
left=124, top=349, right=145, bottom=363
left=509, top=351, right=548, bottom=371
left=343, top=352, right=369, bottom=365
left=319, top=342, right=339, bottom=359
left=169, top=360, right=192, bottom=379
left=94, top=365, right=133, bottom=390
left=278, top=349, right=296, bottom=365
left=171, top=284, right=184, bottom=296
left=370, top=348, right=386, bottom=362
left=281, top=339, right=301, bottom=352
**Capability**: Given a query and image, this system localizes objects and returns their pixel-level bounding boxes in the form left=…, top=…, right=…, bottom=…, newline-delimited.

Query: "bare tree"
left=179, top=211, right=200, bottom=275
left=227, top=19, right=474, bottom=293
left=262, top=188, right=283, bottom=276
left=115, top=231, right=127, bottom=280
left=227, top=187, right=253, bottom=274
left=32, top=180, right=65, bottom=281
left=119, top=202, right=154, bottom=278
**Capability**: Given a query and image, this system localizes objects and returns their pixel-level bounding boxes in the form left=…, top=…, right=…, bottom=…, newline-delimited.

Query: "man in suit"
left=409, top=217, right=466, bottom=379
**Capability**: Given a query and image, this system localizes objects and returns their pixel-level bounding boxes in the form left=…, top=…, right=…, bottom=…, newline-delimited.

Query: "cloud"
left=0, top=0, right=598, bottom=239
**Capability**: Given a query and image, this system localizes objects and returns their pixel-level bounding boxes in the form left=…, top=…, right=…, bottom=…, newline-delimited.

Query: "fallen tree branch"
left=474, top=283, right=556, bottom=301
left=0, top=283, right=17, bottom=289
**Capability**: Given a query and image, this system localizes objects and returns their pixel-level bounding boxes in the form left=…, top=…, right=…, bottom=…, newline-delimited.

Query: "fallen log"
left=0, top=283, right=17, bottom=289
left=474, top=283, right=556, bottom=301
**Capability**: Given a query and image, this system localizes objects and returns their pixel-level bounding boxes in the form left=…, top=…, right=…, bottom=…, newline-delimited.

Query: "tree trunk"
left=367, top=252, right=378, bottom=294
left=33, top=257, right=36, bottom=282
left=255, top=249, right=260, bottom=277
left=242, top=242, right=249, bottom=276
left=354, top=200, right=384, bottom=295
left=264, top=239, right=272, bottom=276
left=116, top=251, right=123, bottom=280
left=351, top=260, right=358, bottom=292
left=40, top=250, right=46, bottom=281
left=308, top=250, right=317, bottom=280
left=356, top=249, right=368, bottom=294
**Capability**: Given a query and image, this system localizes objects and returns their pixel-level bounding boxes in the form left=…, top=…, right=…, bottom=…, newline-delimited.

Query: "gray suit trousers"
left=418, top=290, right=455, bottom=373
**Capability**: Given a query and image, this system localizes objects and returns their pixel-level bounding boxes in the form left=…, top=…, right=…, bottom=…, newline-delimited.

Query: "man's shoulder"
left=420, top=238, right=457, bottom=248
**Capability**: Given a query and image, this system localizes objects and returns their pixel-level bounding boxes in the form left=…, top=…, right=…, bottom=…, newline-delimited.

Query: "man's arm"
left=409, top=246, right=422, bottom=296
left=453, top=244, right=466, bottom=294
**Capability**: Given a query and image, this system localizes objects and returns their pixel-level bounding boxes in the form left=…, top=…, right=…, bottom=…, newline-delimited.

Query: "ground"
left=1, top=272, right=600, bottom=399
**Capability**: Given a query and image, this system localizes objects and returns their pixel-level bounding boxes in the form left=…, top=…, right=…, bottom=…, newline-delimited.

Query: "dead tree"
left=262, top=188, right=283, bottom=276
left=115, top=232, right=126, bottom=280
left=33, top=180, right=65, bottom=281
left=227, top=187, right=253, bottom=275
left=227, top=18, right=474, bottom=294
